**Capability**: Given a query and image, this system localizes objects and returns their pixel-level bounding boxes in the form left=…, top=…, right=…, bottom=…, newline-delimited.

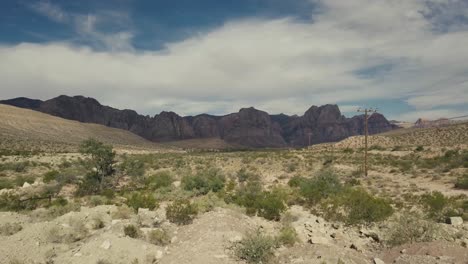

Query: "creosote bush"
left=147, top=229, right=170, bottom=245
left=455, top=174, right=468, bottom=190
left=277, top=226, right=298, bottom=247
left=146, top=171, right=174, bottom=190
left=124, top=224, right=139, bottom=238
left=387, top=212, right=438, bottom=246
left=182, top=168, right=225, bottom=195
left=0, top=222, right=23, bottom=236
left=43, top=170, right=60, bottom=183
left=166, top=199, right=198, bottom=225
left=229, top=228, right=277, bottom=264
left=126, top=192, right=158, bottom=212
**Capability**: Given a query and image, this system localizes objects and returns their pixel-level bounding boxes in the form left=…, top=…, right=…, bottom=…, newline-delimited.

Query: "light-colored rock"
left=308, top=236, right=330, bottom=245
left=100, top=239, right=111, bottom=250
left=447, top=217, right=463, bottom=226
left=138, top=208, right=161, bottom=227
left=155, top=250, right=164, bottom=259
left=373, top=257, right=385, bottom=264
left=22, top=182, right=31, bottom=188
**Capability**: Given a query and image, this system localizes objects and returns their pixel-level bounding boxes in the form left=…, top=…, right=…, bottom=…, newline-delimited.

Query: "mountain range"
left=0, top=95, right=397, bottom=148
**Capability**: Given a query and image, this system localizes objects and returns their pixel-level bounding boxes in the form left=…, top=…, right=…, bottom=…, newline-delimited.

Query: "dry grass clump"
left=0, top=222, right=23, bottom=236
left=111, top=205, right=134, bottom=219
left=47, top=217, right=89, bottom=243
left=147, top=228, right=170, bottom=246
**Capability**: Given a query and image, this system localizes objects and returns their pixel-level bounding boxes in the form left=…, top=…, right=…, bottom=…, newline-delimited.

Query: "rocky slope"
left=0, top=95, right=397, bottom=148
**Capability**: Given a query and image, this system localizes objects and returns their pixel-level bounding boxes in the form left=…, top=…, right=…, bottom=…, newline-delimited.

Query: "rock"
left=22, top=182, right=31, bottom=188
left=138, top=208, right=161, bottom=227
left=373, top=258, right=385, bottom=264
left=73, top=253, right=82, bottom=257
left=447, top=217, right=463, bottom=226
left=229, top=235, right=242, bottom=243
left=400, top=249, right=406, bottom=254
left=100, top=240, right=111, bottom=250
left=172, top=181, right=181, bottom=188
left=171, top=236, right=178, bottom=243
left=155, top=250, right=164, bottom=259
left=308, top=236, right=330, bottom=245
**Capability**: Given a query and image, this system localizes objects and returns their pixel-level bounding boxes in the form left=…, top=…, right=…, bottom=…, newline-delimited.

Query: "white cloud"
left=30, top=1, right=69, bottom=23
left=3, top=0, right=468, bottom=117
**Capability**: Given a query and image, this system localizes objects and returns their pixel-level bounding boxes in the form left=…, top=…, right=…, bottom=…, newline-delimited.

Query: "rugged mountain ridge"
left=0, top=95, right=398, bottom=147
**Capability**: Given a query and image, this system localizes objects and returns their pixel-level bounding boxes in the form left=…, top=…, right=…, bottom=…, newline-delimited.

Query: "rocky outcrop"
left=219, top=107, right=286, bottom=147
left=0, top=95, right=397, bottom=147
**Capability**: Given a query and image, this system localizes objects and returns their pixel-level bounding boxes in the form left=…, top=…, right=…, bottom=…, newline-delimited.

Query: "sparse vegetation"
left=166, top=198, right=198, bottom=225
left=229, top=228, right=277, bottom=264
left=124, top=224, right=139, bottom=238
left=182, top=168, right=225, bottom=195
left=126, top=192, right=158, bottom=212
left=387, top=212, right=438, bottom=246
left=147, top=229, right=170, bottom=245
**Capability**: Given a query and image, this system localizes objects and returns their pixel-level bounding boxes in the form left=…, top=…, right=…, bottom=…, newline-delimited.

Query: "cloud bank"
left=2, top=0, right=468, bottom=121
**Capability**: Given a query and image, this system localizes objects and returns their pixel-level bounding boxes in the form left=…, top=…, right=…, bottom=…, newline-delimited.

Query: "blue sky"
left=1, top=0, right=468, bottom=121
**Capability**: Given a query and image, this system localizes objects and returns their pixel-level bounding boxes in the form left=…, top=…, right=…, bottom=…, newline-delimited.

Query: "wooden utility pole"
left=357, top=107, right=377, bottom=176
left=308, top=132, right=313, bottom=147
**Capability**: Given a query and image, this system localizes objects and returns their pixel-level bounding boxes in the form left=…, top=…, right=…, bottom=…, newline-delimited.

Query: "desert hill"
left=0, top=95, right=397, bottom=148
left=0, top=104, right=163, bottom=153
left=330, top=122, right=468, bottom=149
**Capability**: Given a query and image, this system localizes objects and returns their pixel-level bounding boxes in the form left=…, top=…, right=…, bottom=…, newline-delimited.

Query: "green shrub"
left=147, top=229, right=170, bottom=245
left=341, top=188, right=394, bottom=224
left=237, top=168, right=255, bottom=182
left=0, top=193, right=25, bottom=211
left=299, top=170, right=342, bottom=205
left=126, top=192, right=158, bottom=212
left=421, top=191, right=448, bottom=221
left=287, top=175, right=307, bottom=188
left=257, top=190, right=287, bottom=221
left=79, top=138, right=116, bottom=192
left=182, top=168, right=225, bottom=195
left=415, top=146, right=424, bottom=152
left=43, top=170, right=59, bottom=183
left=124, top=224, right=139, bottom=238
left=120, top=156, right=146, bottom=178
left=229, top=228, right=277, bottom=264
left=455, top=174, right=468, bottom=190
left=277, top=226, right=298, bottom=247
left=166, top=199, right=198, bottom=225
left=146, top=171, right=173, bottom=190
left=0, top=178, right=14, bottom=190
left=387, top=212, right=438, bottom=246
left=14, top=175, right=35, bottom=187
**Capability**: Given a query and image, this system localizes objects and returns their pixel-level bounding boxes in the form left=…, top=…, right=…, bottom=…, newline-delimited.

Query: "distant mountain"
left=0, top=95, right=398, bottom=148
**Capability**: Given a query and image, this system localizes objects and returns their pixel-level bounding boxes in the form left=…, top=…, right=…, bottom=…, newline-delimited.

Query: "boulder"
left=447, top=217, right=463, bottom=226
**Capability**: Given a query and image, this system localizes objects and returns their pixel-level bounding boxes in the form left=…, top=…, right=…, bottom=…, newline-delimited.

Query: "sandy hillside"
left=329, top=122, right=468, bottom=149
left=0, top=104, right=165, bottom=152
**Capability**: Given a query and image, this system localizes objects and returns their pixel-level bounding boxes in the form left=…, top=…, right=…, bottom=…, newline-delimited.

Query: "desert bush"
left=120, top=155, right=146, bottom=179
left=194, top=192, right=226, bottom=213
left=0, top=193, right=25, bottom=211
left=298, top=170, right=342, bottom=206
left=166, top=199, right=198, bottom=225
left=340, top=188, right=393, bottom=224
left=79, top=138, right=116, bottom=192
left=0, top=222, right=23, bottom=236
left=421, top=191, right=448, bottom=221
left=90, top=215, right=105, bottom=229
left=0, top=161, right=29, bottom=172
left=229, top=228, right=277, bottom=264
left=14, top=175, right=35, bottom=187
left=147, top=229, right=170, bottom=245
left=126, top=192, right=158, bottom=212
left=455, top=174, right=468, bottom=190
left=89, top=195, right=106, bottom=206
left=43, top=170, right=60, bottom=183
left=146, top=171, right=173, bottom=190
left=387, top=212, right=438, bottom=246
left=124, top=224, right=139, bottom=238
left=287, top=175, right=307, bottom=188
left=237, top=168, right=256, bottom=182
left=112, top=205, right=133, bottom=219
left=0, top=177, right=14, bottom=190
left=343, top=148, right=354, bottom=154
left=48, top=218, right=88, bottom=243
left=415, top=146, right=424, bottom=152
left=182, top=168, right=225, bottom=195
left=257, top=189, right=287, bottom=221
left=277, top=226, right=298, bottom=247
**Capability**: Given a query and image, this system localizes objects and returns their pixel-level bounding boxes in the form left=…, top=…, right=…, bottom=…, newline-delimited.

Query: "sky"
left=1, top=0, right=468, bottom=121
